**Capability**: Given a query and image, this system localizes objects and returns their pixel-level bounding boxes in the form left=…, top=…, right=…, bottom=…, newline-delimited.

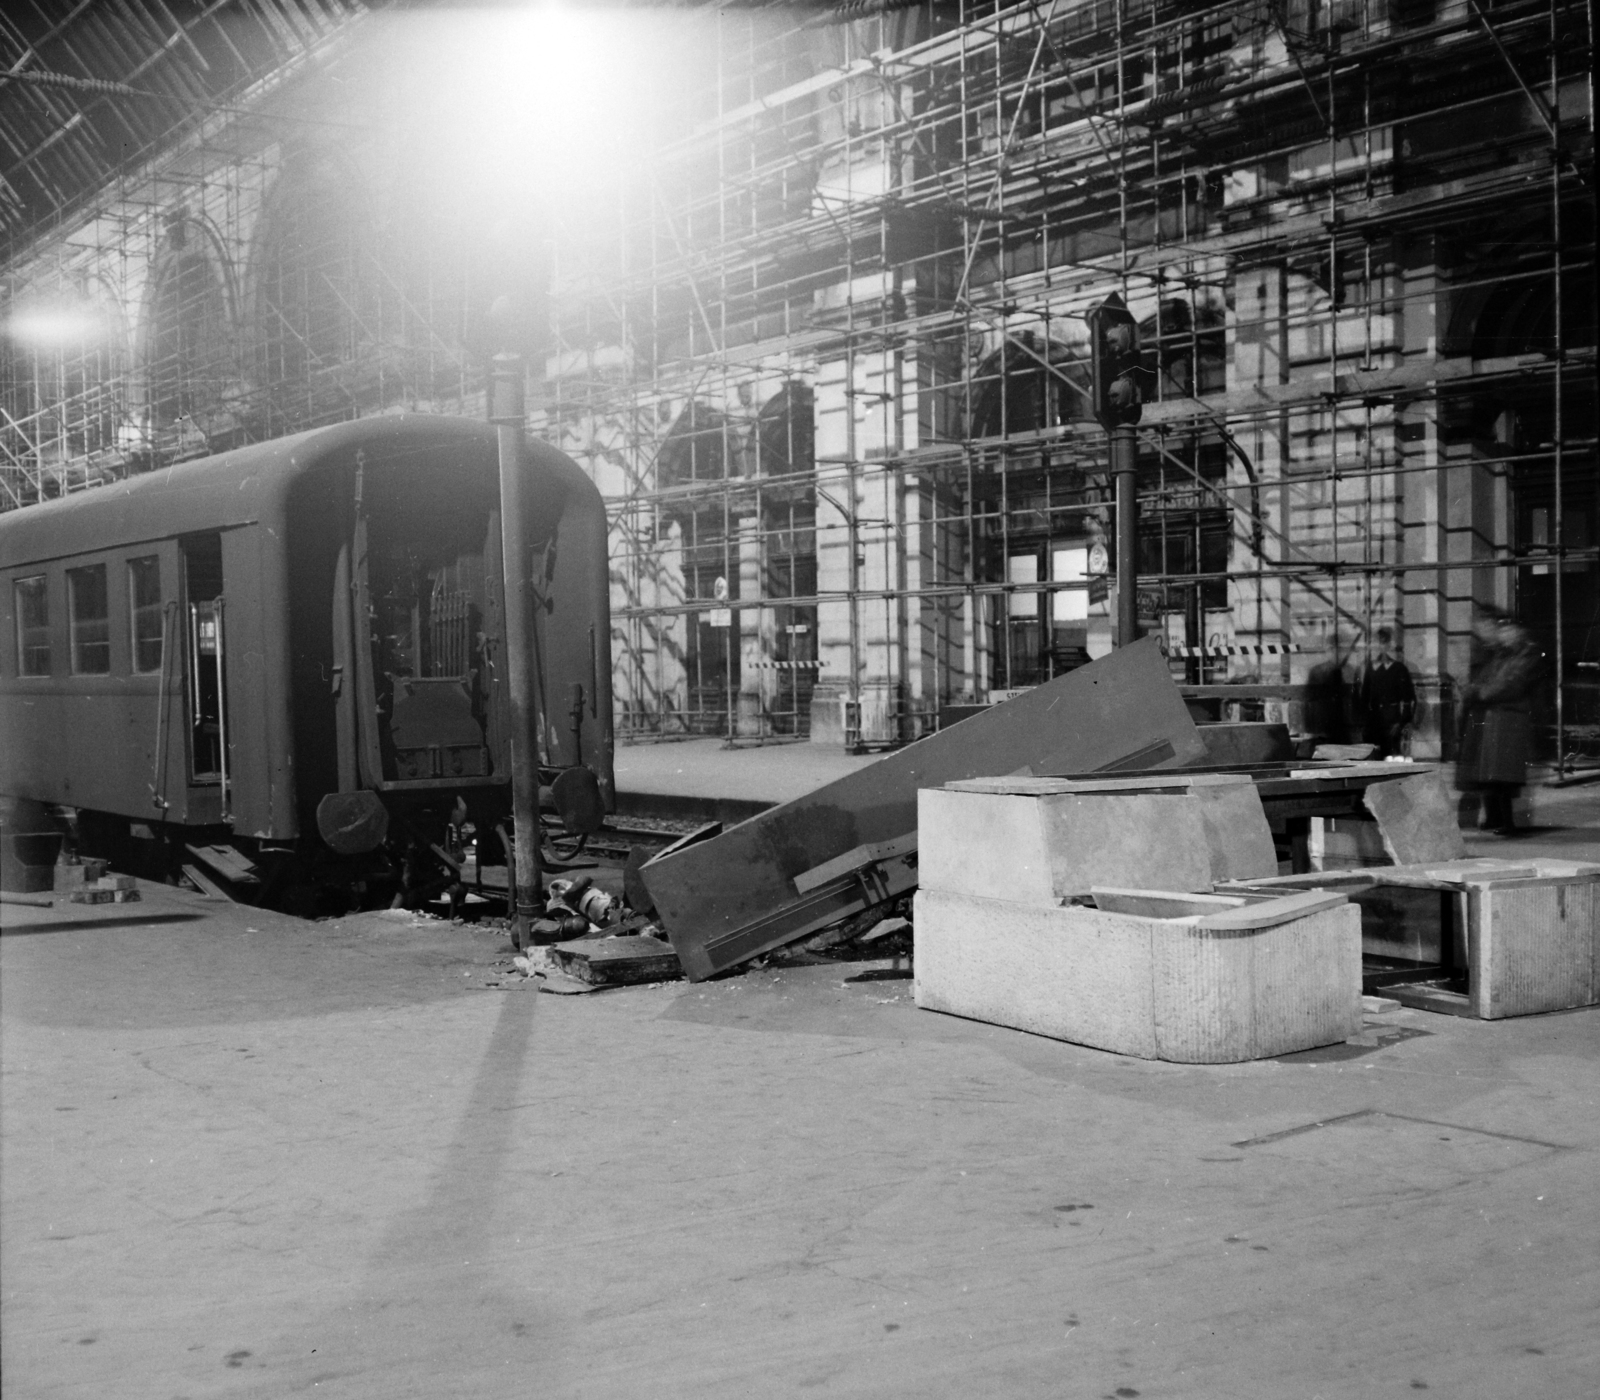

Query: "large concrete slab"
left=1363, top=767, right=1466, bottom=863
left=921, top=774, right=1277, bottom=901
left=643, top=639, right=1204, bottom=979
left=921, top=787, right=1213, bottom=902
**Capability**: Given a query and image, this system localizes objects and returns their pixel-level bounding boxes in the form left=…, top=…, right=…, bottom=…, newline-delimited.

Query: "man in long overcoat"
left=1456, top=609, right=1542, bottom=834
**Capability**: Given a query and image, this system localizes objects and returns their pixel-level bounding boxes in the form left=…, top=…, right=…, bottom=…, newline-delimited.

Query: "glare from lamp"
left=5, top=305, right=103, bottom=347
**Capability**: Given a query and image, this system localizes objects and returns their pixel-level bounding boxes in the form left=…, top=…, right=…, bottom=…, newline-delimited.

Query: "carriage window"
left=14, top=575, right=50, bottom=676
left=129, top=557, right=164, bottom=673
left=67, top=565, right=111, bottom=675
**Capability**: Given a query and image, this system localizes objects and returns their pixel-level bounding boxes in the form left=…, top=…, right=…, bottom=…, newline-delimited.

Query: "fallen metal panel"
left=643, top=639, right=1202, bottom=980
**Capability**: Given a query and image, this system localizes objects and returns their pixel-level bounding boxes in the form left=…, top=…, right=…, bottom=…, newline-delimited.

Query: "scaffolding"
left=0, top=137, right=481, bottom=504
left=539, top=0, right=1595, bottom=764
left=0, top=2, right=482, bottom=507
left=2, top=0, right=1595, bottom=766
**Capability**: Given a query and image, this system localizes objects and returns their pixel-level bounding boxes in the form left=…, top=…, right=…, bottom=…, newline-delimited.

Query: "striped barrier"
left=1165, top=643, right=1307, bottom=659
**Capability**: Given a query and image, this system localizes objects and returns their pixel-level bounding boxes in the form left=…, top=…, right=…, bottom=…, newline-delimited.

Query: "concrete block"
left=1219, top=857, right=1600, bottom=1020
left=1, top=831, right=62, bottom=893
left=1189, top=779, right=1280, bottom=883
left=919, top=774, right=1276, bottom=904
left=1469, top=873, right=1599, bottom=1019
left=53, top=860, right=109, bottom=891
left=913, top=887, right=1362, bottom=1063
left=1362, top=769, right=1465, bottom=864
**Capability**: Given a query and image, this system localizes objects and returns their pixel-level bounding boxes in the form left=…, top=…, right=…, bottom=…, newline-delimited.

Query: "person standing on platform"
left=1359, top=626, right=1417, bottom=758
left=1302, top=635, right=1350, bottom=749
left=1456, top=607, right=1542, bottom=835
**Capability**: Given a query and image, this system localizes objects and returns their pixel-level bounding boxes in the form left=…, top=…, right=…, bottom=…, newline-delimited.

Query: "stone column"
left=809, top=356, right=855, bottom=743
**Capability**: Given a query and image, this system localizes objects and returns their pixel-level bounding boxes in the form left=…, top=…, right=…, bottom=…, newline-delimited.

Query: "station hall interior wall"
left=1, top=0, right=1593, bottom=757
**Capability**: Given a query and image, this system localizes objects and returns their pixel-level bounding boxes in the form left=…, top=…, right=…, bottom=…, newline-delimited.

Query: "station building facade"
left=2, top=0, right=1593, bottom=759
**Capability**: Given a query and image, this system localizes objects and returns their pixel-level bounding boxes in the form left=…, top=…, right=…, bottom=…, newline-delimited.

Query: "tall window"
left=146, top=248, right=232, bottom=431
left=13, top=575, right=50, bottom=676
left=255, top=152, right=371, bottom=432
left=67, top=565, right=110, bottom=674
left=129, top=556, right=164, bottom=674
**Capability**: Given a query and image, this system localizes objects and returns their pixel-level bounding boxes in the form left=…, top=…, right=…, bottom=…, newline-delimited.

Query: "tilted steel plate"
left=642, top=639, right=1204, bottom=980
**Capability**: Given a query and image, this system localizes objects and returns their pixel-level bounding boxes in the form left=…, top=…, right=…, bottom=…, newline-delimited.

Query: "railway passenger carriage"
left=0, top=415, right=613, bottom=907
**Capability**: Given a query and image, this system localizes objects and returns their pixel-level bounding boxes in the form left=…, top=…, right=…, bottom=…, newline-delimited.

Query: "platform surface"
left=614, top=737, right=877, bottom=813
left=616, top=737, right=1600, bottom=858
left=4, top=876, right=1599, bottom=1399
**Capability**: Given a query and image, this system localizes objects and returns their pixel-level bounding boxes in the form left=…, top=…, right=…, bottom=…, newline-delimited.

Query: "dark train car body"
left=0, top=415, right=612, bottom=898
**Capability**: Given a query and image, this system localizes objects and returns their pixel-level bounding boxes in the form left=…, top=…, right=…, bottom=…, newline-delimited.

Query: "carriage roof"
left=0, top=415, right=501, bottom=565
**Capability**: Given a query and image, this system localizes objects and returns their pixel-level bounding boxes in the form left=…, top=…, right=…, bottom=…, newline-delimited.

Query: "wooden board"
left=186, top=843, right=261, bottom=885
left=180, top=864, right=227, bottom=900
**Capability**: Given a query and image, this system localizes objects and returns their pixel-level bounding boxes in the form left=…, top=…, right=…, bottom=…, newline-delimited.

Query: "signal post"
left=1087, top=293, right=1143, bottom=648
left=491, top=351, right=542, bottom=950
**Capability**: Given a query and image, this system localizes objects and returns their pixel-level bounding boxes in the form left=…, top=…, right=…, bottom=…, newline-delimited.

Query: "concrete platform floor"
left=614, top=737, right=878, bottom=817
left=5, top=879, right=1599, bottom=1399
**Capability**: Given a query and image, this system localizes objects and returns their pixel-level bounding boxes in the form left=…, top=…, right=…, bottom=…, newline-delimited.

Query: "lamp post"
left=491, top=351, right=542, bottom=949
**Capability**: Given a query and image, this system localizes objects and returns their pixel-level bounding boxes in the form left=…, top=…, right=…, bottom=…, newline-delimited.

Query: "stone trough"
left=913, top=776, right=1361, bottom=1062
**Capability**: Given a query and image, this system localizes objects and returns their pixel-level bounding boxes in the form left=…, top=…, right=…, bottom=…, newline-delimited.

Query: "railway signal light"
left=1087, top=292, right=1143, bottom=428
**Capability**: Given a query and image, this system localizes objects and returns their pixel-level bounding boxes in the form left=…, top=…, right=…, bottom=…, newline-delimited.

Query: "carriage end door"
left=182, top=534, right=228, bottom=808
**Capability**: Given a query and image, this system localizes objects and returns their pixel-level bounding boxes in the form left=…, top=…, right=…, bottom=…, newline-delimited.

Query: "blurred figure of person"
left=1456, top=606, right=1542, bottom=834
left=1303, top=634, right=1350, bottom=748
left=1359, top=626, right=1417, bottom=758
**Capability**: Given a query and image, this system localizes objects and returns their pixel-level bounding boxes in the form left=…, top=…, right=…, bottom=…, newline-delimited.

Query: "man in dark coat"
left=1359, top=627, right=1417, bottom=758
left=1456, top=609, right=1542, bottom=834
left=1302, top=636, right=1350, bottom=747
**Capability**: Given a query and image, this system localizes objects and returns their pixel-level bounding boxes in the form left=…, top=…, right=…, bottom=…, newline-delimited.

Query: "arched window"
left=141, top=216, right=235, bottom=446
left=253, top=150, right=372, bottom=431
left=1142, top=297, right=1226, bottom=399
left=656, top=400, right=732, bottom=493
left=755, top=382, right=814, bottom=479
left=756, top=383, right=818, bottom=736
left=970, top=332, right=1089, bottom=439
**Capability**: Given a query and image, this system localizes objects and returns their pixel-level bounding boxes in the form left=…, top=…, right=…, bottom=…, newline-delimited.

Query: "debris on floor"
left=65, top=873, right=141, bottom=904
left=0, top=890, right=53, bottom=907
left=642, top=638, right=1203, bottom=981
left=53, top=859, right=109, bottom=890
left=547, top=933, right=682, bottom=987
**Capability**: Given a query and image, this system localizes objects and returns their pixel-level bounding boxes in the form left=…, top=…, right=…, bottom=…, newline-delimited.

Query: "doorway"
left=182, top=534, right=227, bottom=788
